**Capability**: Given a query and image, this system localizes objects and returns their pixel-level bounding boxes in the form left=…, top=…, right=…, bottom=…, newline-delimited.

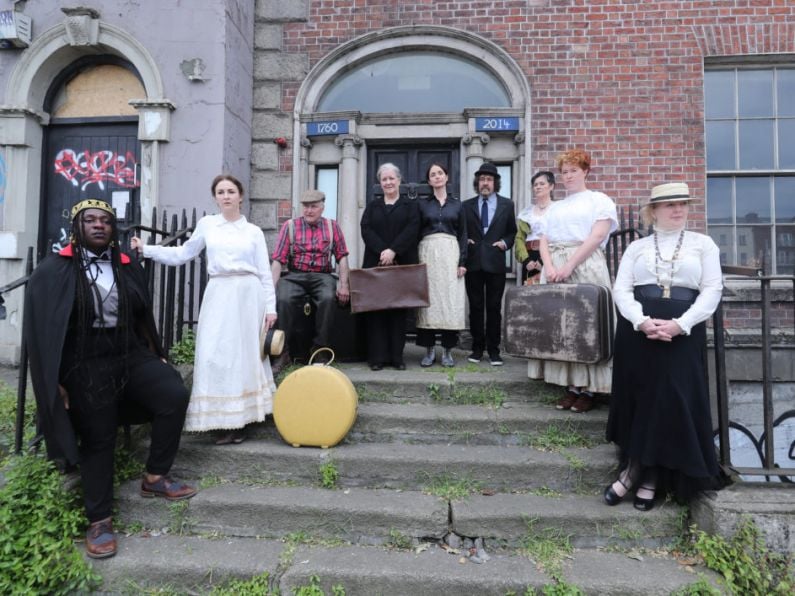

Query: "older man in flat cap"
left=270, top=189, right=350, bottom=367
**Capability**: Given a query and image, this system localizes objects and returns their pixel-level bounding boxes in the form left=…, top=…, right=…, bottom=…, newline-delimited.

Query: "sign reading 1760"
left=474, top=117, right=520, bottom=132
left=307, top=120, right=350, bottom=136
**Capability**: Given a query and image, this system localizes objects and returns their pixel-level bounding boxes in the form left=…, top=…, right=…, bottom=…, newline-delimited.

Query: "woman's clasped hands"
left=638, top=318, right=682, bottom=342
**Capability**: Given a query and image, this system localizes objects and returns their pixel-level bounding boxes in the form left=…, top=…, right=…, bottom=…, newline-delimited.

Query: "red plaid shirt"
left=272, top=217, right=349, bottom=273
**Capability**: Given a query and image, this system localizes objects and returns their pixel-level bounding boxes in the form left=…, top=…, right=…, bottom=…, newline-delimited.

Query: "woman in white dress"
left=515, top=171, right=555, bottom=284
left=131, top=174, right=277, bottom=444
left=528, top=149, right=618, bottom=413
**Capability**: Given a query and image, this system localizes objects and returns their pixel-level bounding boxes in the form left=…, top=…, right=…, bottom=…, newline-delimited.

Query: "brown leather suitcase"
left=349, top=264, right=430, bottom=313
left=503, top=283, right=614, bottom=364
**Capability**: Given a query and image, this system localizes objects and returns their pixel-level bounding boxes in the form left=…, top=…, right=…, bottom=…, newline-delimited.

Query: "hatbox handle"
left=309, top=347, right=336, bottom=366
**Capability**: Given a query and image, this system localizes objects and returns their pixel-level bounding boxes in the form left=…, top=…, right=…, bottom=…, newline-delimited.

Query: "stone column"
left=462, top=132, right=490, bottom=188
left=334, top=134, right=363, bottom=268
left=129, top=100, right=175, bottom=227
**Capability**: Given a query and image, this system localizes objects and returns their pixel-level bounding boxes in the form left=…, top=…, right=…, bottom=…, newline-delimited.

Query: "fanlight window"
left=317, top=51, right=510, bottom=113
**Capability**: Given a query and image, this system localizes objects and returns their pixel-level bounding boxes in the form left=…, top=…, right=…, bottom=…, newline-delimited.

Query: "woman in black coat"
left=360, top=162, right=420, bottom=370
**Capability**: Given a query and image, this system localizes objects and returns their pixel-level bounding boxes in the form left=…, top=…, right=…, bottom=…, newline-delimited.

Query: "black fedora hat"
left=474, top=162, right=501, bottom=179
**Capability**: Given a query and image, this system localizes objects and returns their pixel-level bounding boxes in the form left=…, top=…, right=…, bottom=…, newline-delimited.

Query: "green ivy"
left=693, top=517, right=793, bottom=595
left=0, top=454, right=100, bottom=594
left=169, top=329, right=196, bottom=365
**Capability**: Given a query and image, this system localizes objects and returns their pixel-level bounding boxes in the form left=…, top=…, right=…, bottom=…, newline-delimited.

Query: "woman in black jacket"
left=360, top=162, right=420, bottom=370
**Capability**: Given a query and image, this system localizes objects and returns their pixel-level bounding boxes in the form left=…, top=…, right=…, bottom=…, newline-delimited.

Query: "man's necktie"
left=481, top=199, right=489, bottom=231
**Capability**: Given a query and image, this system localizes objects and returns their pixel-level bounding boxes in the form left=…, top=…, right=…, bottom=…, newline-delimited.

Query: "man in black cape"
left=24, top=199, right=196, bottom=559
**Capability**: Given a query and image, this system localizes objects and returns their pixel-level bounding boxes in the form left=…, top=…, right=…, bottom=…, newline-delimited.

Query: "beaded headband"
left=71, top=199, right=115, bottom=221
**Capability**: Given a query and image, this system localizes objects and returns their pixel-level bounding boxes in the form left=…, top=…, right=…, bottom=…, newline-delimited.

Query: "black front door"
left=366, top=142, right=460, bottom=202
left=40, top=121, right=140, bottom=258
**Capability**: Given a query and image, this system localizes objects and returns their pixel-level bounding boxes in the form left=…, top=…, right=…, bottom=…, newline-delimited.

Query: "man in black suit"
left=463, top=162, right=517, bottom=365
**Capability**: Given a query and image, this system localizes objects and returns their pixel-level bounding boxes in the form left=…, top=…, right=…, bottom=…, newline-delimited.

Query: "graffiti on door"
left=54, top=148, right=139, bottom=191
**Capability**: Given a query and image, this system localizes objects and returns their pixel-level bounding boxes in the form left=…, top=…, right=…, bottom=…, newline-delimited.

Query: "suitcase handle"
left=309, top=347, right=335, bottom=366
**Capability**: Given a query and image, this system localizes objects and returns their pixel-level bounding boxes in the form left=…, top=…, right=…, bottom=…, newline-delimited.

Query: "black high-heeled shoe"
left=603, top=477, right=631, bottom=506
left=633, top=485, right=656, bottom=511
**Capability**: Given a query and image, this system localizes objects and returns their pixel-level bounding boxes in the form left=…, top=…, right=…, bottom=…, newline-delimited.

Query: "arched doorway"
left=40, top=57, right=144, bottom=258
left=292, top=25, right=531, bottom=269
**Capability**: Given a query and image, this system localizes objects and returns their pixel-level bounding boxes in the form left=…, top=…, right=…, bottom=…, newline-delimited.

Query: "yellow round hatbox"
left=272, top=349, right=358, bottom=448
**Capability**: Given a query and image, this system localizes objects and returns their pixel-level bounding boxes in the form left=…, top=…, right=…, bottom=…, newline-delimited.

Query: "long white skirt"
left=184, top=274, right=275, bottom=431
left=416, top=233, right=465, bottom=330
left=526, top=244, right=613, bottom=394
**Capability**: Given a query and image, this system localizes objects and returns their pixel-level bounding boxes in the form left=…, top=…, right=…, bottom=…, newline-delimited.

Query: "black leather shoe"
left=369, top=363, right=383, bottom=371
left=634, top=486, right=656, bottom=511
left=603, top=477, right=631, bottom=506
left=393, top=362, right=406, bottom=370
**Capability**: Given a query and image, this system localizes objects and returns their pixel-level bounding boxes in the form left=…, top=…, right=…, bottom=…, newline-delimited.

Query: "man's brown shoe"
left=140, top=475, right=197, bottom=500
left=86, top=518, right=116, bottom=559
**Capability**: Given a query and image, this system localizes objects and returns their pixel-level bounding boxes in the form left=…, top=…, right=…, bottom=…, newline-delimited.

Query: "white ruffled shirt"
left=516, top=205, right=547, bottom=242
left=142, top=213, right=276, bottom=314
left=612, top=228, right=723, bottom=335
left=538, top=190, right=618, bottom=248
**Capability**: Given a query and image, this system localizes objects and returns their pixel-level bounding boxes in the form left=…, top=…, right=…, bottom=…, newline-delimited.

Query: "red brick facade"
left=275, top=0, right=795, bottom=229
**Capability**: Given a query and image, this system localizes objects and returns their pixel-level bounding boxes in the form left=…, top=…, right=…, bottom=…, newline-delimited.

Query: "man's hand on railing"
left=130, top=236, right=144, bottom=255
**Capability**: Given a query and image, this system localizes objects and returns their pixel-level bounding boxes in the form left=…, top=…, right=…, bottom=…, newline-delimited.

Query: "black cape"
left=23, top=245, right=165, bottom=465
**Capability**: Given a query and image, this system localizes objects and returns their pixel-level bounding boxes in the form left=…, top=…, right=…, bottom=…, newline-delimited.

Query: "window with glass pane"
left=704, top=66, right=795, bottom=273
left=315, top=167, right=339, bottom=221
left=317, top=52, right=511, bottom=113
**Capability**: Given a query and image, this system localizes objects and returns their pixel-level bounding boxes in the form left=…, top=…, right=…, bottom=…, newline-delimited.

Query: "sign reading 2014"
left=307, top=120, right=349, bottom=136
left=474, top=117, right=520, bottom=132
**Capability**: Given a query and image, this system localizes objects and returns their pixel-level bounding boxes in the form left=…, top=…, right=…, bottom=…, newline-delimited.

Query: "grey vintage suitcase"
left=503, top=283, right=614, bottom=364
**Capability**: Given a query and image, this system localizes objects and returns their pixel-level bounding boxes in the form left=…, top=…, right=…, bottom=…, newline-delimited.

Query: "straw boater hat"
left=641, top=182, right=690, bottom=225
left=649, top=182, right=690, bottom=205
left=260, top=327, right=285, bottom=359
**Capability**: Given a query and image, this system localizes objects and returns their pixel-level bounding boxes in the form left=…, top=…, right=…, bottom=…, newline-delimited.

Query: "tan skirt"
left=527, top=243, right=613, bottom=393
left=416, top=233, right=465, bottom=330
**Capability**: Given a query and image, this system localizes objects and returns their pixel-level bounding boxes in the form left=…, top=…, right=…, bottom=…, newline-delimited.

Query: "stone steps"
left=170, top=436, right=616, bottom=493
left=116, top=481, right=684, bottom=550
left=91, top=534, right=717, bottom=595
left=91, top=352, right=718, bottom=592
left=240, top=401, right=609, bottom=446
left=348, top=401, right=609, bottom=445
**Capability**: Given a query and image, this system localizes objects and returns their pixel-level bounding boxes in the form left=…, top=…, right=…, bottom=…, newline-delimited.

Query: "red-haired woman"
left=528, top=149, right=617, bottom=413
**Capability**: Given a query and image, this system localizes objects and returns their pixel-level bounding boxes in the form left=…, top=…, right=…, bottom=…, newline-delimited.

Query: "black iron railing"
left=712, top=266, right=795, bottom=479
left=2, top=209, right=202, bottom=455
left=122, top=207, right=207, bottom=352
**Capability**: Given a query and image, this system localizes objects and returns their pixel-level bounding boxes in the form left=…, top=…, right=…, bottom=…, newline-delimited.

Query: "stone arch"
left=7, top=20, right=165, bottom=113
left=295, top=25, right=530, bottom=117
left=290, top=25, right=531, bottom=269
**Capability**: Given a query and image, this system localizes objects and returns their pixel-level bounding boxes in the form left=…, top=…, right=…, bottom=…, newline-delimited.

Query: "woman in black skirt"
left=605, top=182, right=723, bottom=511
left=359, top=162, right=420, bottom=370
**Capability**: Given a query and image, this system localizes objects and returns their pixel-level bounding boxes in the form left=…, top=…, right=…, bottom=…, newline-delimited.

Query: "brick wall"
left=254, top=0, right=795, bottom=229
left=253, top=0, right=795, bottom=333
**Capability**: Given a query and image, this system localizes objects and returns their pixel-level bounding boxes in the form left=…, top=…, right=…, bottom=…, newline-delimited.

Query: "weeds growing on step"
left=422, top=473, right=482, bottom=500
left=318, top=459, right=339, bottom=489
left=688, top=517, right=793, bottom=595
left=524, top=422, right=594, bottom=451
left=520, top=516, right=573, bottom=578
